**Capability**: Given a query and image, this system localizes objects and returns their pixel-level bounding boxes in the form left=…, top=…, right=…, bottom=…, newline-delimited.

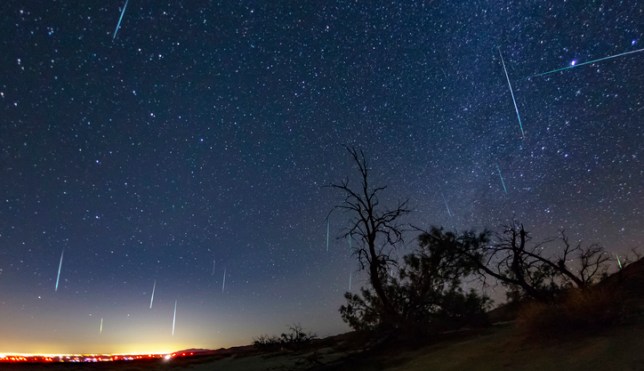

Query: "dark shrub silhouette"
left=340, top=227, right=490, bottom=335
left=253, top=324, right=317, bottom=351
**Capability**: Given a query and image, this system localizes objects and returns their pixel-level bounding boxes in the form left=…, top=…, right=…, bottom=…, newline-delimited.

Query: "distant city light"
left=0, top=352, right=180, bottom=364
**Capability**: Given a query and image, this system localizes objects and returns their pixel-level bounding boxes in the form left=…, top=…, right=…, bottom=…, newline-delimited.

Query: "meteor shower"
left=0, top=1, right=642, bottom=370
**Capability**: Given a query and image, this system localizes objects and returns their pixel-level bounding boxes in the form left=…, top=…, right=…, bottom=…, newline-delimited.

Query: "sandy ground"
left=3, top=317, right=644, bottom=370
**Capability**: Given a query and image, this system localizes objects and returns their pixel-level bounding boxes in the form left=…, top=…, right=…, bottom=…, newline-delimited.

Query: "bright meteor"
left=532, top=47, right=644, bottom=77
left=498, top=48, right=525, bottom=139
left=149, top=280, right=156, bottom=309
left=55, top=249, right=64, bottom=292
left=112, top=0, right=130, bottom=41
left=172, top=300, right=177, bottom=336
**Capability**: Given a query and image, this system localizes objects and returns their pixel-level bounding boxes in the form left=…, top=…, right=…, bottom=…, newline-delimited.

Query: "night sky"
left=0, top=1, right=642, bottom=354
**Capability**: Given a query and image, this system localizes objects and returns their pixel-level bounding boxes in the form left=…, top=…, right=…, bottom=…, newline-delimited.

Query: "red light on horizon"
left=0, top=352, right=172, bottom=363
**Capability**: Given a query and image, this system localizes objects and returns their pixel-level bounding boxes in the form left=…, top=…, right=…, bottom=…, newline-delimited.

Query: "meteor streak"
left=441, top=193, right=453, bottom=217
left=326, top=220, right=330, bottom=252
left=533, top=47, right=644, bottom=77
left=112, top=0, right=129, bottom=41
left=55, top=249, right=64, bottom=292
left=149, top=280, right=156, bottom=309
left=172, top=300, right=177, bottom=336
left=615, top=254, right=623, bottom=269
left=498, top=48, right=525, bottom=139
left=99, top=318, right=103, bottom=335
left=222, top=268, right=226, bottom=293
left=496, top=163, right=508, bottom=194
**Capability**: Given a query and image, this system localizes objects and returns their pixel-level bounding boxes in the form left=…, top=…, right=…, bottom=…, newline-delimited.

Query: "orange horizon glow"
left=1, top=351, right=171, bottom=357
left=0, top=350, right=203, bottom=363
left=0, top=341, right=216, bottom=356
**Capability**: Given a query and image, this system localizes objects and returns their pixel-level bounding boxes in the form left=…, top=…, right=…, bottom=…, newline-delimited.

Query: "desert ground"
left=2, top=316, right=643, bottom=371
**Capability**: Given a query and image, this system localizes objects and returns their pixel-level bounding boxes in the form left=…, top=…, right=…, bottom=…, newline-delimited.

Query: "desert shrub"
left=253, top=324, right=317, bottom=352
left=253, top=334, right=282, bottom=351
left=279, top=323, right=317, bottom=347
left=517, top=286, right=626, bottom=339
left=340, top=228, right=490, bottom=335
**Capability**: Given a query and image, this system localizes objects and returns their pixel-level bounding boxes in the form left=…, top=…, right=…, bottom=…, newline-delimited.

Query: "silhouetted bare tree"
left=330, top=147, right=410, bottom=328
left=447, top=223, right=612, bottom=302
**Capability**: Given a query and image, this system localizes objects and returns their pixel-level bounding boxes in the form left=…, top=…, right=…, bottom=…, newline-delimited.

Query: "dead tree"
left=457, top=224, right=611, bottom=302
left=536, top=230, right=611, bottom=288
left=330, top=147, right=410, bottom=328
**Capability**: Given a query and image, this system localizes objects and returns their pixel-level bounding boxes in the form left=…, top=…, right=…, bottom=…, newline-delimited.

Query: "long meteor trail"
left=149, top=280, right=156, bottom=309
left=533, top=47, right=644, bottom=77
left=99, top=318, right=103, bottom=335
left=172, top=300, right=177, bottom=336
left=112, top=0, right=129, bottom=41
left=55, top=249, right=64, bottom=292
left=498, top=48, right=525, bottom=139
left=496, top=163, right=508, bottom=194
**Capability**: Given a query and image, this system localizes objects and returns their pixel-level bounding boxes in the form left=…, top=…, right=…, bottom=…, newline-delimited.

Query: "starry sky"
left=0, top=0, right=642, bottom=354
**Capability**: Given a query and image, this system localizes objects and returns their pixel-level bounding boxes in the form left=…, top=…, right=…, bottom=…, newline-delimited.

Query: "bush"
left=340, top=228, right=491, bottom=335
left=253, top=334, right=282, bottom=351
left=253, top=324, right=317, bottom=351
left=517, top=286, right=627, bottom=339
